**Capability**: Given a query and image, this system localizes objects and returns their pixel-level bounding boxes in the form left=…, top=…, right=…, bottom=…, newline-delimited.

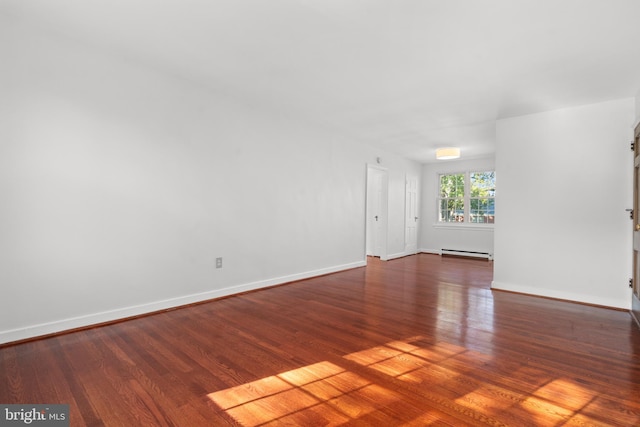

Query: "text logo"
left=0, top=405, right=69, bottom=426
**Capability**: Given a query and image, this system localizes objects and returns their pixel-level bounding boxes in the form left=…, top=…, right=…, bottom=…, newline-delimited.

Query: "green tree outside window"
left=470, top=171, right=495, bottom=223
left=439, top=173, right=465, bottom=222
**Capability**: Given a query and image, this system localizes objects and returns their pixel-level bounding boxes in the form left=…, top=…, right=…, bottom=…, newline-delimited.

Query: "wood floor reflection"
left=1, top=254, right=639, bottom=426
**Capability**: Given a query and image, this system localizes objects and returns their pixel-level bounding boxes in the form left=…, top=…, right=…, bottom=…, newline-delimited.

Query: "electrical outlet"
left=216, top=257, right=223, bottom=269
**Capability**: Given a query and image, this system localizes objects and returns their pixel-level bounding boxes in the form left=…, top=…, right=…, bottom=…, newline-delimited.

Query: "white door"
left=366, top=166, right=388, bottom=258
left=632, top=123, right=640, bottom=325
left=405, top=176, right=418, bottom=255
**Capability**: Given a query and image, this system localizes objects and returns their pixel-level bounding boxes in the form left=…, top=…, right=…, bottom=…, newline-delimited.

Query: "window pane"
left=470, top=198, right=495, bottom=223
left=440, top=174, right=464, bottom=198
left=440, top=199, right=464, bottom=222
left=470, top=172, right=495, bottom=198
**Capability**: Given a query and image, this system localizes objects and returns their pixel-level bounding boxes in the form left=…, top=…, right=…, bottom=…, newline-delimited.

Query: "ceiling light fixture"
left=436, top=147, right=460, bottom=160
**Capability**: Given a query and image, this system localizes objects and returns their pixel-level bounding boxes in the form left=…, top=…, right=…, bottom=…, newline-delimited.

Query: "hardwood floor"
left=1, top=254, right=639, bottom=426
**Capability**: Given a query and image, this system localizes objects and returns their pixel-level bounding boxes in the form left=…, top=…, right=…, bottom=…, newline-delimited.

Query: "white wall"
left=419, top=157, right=495, bottom=256
left=493, top=98, right=634, bottom=309
left=0, top=19, right=421, bottom=343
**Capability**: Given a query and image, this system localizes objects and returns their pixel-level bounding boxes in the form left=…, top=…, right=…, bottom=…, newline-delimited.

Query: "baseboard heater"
left=441, top=249, right=492, bottom=260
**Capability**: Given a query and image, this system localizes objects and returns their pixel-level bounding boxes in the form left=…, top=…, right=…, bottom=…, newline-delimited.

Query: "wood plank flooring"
left=1, top=254, right=640, bottom=426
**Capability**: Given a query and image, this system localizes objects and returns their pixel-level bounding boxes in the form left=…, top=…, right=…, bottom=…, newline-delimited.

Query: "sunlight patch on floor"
left=531, top=378, right=594, bottom=411
left=208, top=337, right=635, bottom=426
left=207, top=361, right=399, bottom=426
left=344, top=338, right=626, bottom=426
left=344, top=337, right=468, bottom=380
left=513, top=378, right=608, bottom=425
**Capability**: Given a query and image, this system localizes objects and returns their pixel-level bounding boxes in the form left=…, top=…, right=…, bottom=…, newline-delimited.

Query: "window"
left=438, top=171, right=495, bottom=224
left=470, top=172, right=495, bottom=223
left=439, top=173, right=465, bottom=222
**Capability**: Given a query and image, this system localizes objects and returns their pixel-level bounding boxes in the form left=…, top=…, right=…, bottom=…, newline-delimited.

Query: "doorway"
left=366, top=165, right=388, bottom=260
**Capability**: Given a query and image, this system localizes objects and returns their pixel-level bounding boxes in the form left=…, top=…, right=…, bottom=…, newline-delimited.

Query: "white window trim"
left=432, top=223, right=494, bottom=231
left=436, top=170, right=495, bottom=227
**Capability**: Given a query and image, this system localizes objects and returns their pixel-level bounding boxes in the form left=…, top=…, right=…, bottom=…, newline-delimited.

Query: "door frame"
left=365, top=164, right=389, bottom=261
left=632, top=122, right=640, bottom=328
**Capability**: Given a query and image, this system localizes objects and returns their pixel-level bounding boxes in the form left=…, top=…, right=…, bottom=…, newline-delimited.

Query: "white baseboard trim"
left=491, top=281, right=630, bottom=310
left=384, top=251, right=416, bottom=261
left=0, top=260, right=367, bottom=345
left=419, top=248, right=441, bottom=255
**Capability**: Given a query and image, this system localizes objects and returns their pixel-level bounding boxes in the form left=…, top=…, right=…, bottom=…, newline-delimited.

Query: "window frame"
left=436, top=170, right=495, bottom=227
left=469, top=171, right=495, bottom=224
left=437, top=172, right=466, bottom=223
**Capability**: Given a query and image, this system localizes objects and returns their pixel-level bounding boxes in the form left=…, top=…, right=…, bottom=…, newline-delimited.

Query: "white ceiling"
left=3, top=0, right=640, bottom=163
